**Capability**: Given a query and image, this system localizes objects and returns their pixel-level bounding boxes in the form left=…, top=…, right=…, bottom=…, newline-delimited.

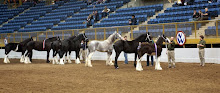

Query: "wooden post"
left=146, top=25, right=148, bottom=32
left=13, top=33, right=15, bottom=42
left=131, top=26, right=133, bottom=40
left=194, top=22, right=197, bottom=38
left=95, top=29, right=97, bottom=40
left=216, top=21, right=218, bottom=37
left=104, top=28, right=106, bottom=40
left=20, top=33, right=23, bottom=42
left=175, top=23, right=178, bottom=35
left=162, top=24, right=165, bottom=34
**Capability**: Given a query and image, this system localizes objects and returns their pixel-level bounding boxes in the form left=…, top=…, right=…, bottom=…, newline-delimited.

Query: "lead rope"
left=154, top=43, right=157, bottom=59
left=43, top=39, right=46, bottom=50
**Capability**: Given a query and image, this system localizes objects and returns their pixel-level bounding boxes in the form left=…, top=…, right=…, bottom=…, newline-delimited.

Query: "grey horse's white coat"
left=85, top=31, right=124, bottom=67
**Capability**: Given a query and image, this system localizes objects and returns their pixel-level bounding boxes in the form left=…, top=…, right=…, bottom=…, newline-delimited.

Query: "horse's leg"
left=87, top=52, right=94, bottom=67
left=68, top=51, right=72, bottom=63
left=55, top=50, right=59, bottom=64
left=155, top=56, right=162, bottom=70
left=4, top=48, right=11, bottom=63
left=134, top=53, right=137, bottom=67
left=114, top=51, right=121, bottom=69
left=20, top=50, right=25, bottom=63
left=29, top=50, right=33, bottom=63
left=52, top=49, right=56, bottom=64
left=64, top=52, right=67, bottom=63
left=59, top=51, right=65, bottom=65
left=24, top=50, right=29, bottom=64
left=136, top=53, right=145, bottom=71
left=107, top=52, right=113, bottom=66
left=75, top=50, right=81, bottom=64
left=46, top=50, right=50, bottom=63
left=24, top=50, right=31, bottom=64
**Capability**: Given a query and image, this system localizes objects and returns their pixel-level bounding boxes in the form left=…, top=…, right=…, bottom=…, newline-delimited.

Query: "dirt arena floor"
left=0, top=59, right=219, bottom=93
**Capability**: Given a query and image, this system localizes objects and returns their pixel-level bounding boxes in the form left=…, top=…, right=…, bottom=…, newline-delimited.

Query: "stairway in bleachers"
left=93, top=4, right=163, bottom=28
left=148, top=0, right=220, bottom=24
left=51, top=0, right=130, bottom=30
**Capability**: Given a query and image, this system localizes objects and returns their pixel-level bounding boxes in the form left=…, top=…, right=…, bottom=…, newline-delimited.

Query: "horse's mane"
left=134, top=33, right=146, bottom=41
left=156, top=36, right=164, bottom=46
left=106, top=32, right=117, bottom=43
left=68, top=35, right=76, bottom=40
left=19, top=37, right=33, bottom=45
left=73, top=34, right=84, bottom=41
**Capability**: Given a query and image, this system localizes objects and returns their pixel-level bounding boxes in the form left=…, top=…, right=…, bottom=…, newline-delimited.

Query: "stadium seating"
left=93, top=4, right=163, bottom=28
left=205, top=22, right=220, bottom=35
left=52, top=0, right=128, bottom=30
left=148, top=2, right=220, bottom=24
left=0, top=2, right=33, bottom=33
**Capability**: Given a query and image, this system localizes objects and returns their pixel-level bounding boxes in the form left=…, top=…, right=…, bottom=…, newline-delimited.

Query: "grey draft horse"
left=85, top=31, right=124, bottom=67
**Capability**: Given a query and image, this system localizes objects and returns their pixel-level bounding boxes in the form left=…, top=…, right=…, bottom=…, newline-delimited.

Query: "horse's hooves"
left=115, top=67, right=119, bottom=69
left=46, top=61, right=50, bottom=63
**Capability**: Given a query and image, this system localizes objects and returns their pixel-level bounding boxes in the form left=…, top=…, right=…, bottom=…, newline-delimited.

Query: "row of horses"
left=3, top=31, right=170, bottom=71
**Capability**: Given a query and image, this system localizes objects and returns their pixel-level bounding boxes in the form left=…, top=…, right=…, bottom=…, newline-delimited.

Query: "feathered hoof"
left=88, top=65, right=93, bottom=67
left=115, top=66, right=119, bottom=69
left=155, top=67, right=162, bottom=70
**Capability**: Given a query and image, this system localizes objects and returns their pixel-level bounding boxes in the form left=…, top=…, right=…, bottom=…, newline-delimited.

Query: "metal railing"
left=1, top=20, right=219, bottom=43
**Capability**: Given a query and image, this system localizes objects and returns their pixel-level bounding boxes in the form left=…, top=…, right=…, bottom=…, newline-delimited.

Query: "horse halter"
left=145, top=33, right=151, bottom=41
left=82, top=33, right=88, bottom=41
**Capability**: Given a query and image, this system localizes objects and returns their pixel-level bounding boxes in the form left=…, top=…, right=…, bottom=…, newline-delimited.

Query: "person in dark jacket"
left=167, top=37, right=175, bottom=68
left=129, top=15, right=137, bottom=25
left=93, top=10, right=99, bottom=22
left=193, top=10, right=199, bottom=21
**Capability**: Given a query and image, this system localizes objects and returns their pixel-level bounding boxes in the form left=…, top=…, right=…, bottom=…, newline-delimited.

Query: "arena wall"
left=0, top=48, right=219, bottom=64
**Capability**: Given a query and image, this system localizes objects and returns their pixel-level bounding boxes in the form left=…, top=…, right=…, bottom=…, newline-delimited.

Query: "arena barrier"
left=0, top=20, right=219, bottom=46
left=0, top=48, right=219, bottom=64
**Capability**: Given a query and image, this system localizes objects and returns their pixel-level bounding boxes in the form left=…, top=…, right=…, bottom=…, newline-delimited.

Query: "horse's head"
left=145, top=32, right=152, bottom=42
left=156, top=35, right=170, bottom=45
left=78, top=33, right=89, bottom=42
left=161, top=34, right=170, bottom=43
left=113, top=31, right=123, bottom=40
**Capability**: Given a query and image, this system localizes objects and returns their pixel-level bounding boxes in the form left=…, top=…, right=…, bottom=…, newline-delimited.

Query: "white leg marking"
left=3, top=55, right=8, bottom=63
left=20, top=55, right=25, bottom=63
left=24, top=57, right=31, bottom=64
left=59, top=57, right=64, bottom=65
left=87, top=52, right=93, bottom=67
left=155, top=57, right=162, bottom=70
left=55, top=55, right=59, bottom=64
left=64, top=56, right=67, bottom=63
left=52, top=57, right=56, bottom=64
left=68, top=55, right=72, bottom=63
left=75, top=58, right=81, bottom=64
left=136, top=57, right=143, bottom=71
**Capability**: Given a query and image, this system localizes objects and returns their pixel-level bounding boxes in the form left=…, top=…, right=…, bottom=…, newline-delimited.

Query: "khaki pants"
left=199, top=49, right=205, bottom=66
left=80, top=49, right=87, bottom=62
left=168, top=50, right=175, bottom=67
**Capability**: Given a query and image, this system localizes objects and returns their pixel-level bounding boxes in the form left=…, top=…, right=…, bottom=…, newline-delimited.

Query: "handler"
left=167, top=37, right=175, bottom=68
left=197, top=35, right=206, bottom=66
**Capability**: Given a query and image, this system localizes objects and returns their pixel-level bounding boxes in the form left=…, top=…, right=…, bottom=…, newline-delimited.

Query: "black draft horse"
left=24, top=36, right=60, bottom=63
left=4, top=37, right=33, bottom=63
left=58, top=33, right=89, bottom=65
left=113, top=32, right=151, bottom=69
left=51, top=35, right=76, bottom=64
left=136, top=35, right=170, bottom=71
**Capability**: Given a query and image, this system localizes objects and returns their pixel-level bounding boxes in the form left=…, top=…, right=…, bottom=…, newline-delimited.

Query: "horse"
left=136, top=35, right=170, bottom=71
left=51, top=35, right=76, bottom=64
left=3, top=37, right=33, bottom=63
left=113, top=32, right=151, bottom=69
left=58, top=33, right=89, bottom=65
left=85, top=31, right=124, bottom=67
left=24, top=36, right=60, bottom=64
